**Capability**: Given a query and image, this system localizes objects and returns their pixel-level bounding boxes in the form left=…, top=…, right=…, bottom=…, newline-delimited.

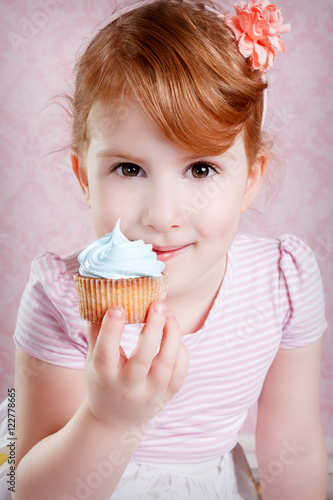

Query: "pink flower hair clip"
left=224, top=0, right=291, bottom=72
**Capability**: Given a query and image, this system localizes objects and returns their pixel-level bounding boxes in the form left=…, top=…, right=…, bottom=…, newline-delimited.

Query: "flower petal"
left=267, top=48, right=275, bottom=67
left=238, top=33, right=254, bottom=58
left=254, top=42, right=268, bottom=65
left=238, top=13, right=252, bottom=33
left=248, top=23, right=263, bottom=41
left=234, top=5, right=241, bottom=15
left=280, top=22, right=292, bottom=34
left=267, top=34, right=281, bottom=50
left=250, top=51, right=263, bottom=71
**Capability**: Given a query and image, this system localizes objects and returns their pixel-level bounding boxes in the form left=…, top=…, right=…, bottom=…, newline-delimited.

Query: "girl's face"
left=73, top=100, right=265, bottom=299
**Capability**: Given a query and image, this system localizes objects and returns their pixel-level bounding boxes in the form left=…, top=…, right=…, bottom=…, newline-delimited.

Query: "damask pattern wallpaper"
left=0, top=0, right=332, bottom=441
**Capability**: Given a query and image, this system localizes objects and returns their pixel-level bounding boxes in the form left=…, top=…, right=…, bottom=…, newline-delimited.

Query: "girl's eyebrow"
left=97, top=149, right=145, bottom=164
left=97, top=148, right=199, bottom=164
left=97, top=148, right=236, bottom=163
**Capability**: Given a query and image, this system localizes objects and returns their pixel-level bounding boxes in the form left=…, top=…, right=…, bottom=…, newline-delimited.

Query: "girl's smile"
left=152, top=243, right=193, bottom=262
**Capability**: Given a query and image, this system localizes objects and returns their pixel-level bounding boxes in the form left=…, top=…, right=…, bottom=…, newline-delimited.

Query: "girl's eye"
left=114, top=163, right=143, bottom=177
left=186, top=162, right=217, bottom=179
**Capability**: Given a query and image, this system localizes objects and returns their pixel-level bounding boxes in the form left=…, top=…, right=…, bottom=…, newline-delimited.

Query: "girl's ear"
left=241, top=149, right=269, bottom=213
left=71, top=150, right=91, bottom=207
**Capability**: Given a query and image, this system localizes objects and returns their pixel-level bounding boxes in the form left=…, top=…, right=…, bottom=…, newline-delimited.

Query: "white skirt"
left=111, top=454, right=244, bottom=500
left=0, top=398, right=260, bottom=499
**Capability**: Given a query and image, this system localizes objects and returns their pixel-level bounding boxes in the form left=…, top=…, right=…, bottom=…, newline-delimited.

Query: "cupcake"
left=74, top=219, right=168, bottom=324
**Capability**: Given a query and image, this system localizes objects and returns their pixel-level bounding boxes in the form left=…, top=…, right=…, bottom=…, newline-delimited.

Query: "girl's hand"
left=85, top=301, right=189, bottom=432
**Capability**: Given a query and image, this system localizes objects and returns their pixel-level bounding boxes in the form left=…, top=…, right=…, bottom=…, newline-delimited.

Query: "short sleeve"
left=278, top=234, right=327, bottom=349
left=14, top=252, right=88, bottom=368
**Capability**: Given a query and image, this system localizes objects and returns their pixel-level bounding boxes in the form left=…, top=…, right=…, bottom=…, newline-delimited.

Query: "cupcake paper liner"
left=74, top=274, right=168, bottom=324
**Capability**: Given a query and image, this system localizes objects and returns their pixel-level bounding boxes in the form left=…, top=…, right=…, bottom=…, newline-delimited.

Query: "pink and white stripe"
left=14, top=233, right=327, bottom=465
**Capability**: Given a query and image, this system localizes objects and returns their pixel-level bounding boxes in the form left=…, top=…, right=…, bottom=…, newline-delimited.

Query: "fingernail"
left=166, top=311, right=175, bottom=320
left=153, top=302, right=166, bottom=314
left=108, top=307, right=123, bottom=321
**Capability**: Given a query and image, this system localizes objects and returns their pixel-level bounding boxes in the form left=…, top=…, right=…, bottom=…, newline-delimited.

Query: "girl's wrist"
left=83, top=399, right=132, bottom=435
left=83, top=399, right=145, bottom=461
left=83, top=398, right=148, bottom=447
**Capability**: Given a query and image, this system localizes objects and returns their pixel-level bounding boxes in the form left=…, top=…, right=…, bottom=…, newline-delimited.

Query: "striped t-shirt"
left=14, top=233, right=327, bottom=466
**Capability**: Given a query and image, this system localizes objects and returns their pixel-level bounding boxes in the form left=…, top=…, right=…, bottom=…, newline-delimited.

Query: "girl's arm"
left=256, top=337, right=328, bottom=500
left=13, top=303, right=188, bottom=500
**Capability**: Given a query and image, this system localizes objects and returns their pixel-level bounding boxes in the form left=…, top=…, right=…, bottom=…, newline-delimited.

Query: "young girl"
left=3, top=0, right=329, bottom=498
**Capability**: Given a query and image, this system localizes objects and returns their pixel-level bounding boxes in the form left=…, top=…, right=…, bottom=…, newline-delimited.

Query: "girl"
left=3, top=0, right=329, bottom=498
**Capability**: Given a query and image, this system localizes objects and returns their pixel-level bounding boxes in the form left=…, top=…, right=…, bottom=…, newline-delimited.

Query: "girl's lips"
left=153, top=244, right=192, bottom=262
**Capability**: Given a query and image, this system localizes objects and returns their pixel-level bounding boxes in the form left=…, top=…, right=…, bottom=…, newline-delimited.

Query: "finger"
left=92, top=306, right=126, bottom=375
left=165, top=343, right=189, bottom=400
left=124, top=301, right=166, bottom=383
left=86, top=321, right=101, bottom=363
left=148, top=312, right=182, bottom=392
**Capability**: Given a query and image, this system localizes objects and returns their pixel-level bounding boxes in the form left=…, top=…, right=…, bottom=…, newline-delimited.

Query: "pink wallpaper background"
left=0, top=0, right=332, bottom=440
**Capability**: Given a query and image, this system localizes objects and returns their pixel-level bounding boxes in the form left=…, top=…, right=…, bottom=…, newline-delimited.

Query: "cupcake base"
left=74, top=274, right=168, bottom=324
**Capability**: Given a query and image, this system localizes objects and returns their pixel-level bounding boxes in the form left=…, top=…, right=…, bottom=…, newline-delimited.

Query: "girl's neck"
left=166, top=255, right=227, bottom=335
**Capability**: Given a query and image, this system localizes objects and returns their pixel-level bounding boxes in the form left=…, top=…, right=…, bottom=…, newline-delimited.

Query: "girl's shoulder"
left=233, top=232, right=319, bottom=276
left=14, top=250, right=88, bottom=369
left=29, top=250, right=80, bottom=283
left=231, top=232, right=327, bottom=348
left=26, top=250, right=82, bottom=310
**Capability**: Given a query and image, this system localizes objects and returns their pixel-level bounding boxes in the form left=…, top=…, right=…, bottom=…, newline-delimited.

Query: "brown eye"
left=190, top=162, right=214, bottom=179
left=119, top=163, right=141, bottom=176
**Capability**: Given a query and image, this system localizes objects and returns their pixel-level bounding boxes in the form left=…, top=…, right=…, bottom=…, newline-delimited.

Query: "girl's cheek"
left=193, top=183, right=244, bottom=226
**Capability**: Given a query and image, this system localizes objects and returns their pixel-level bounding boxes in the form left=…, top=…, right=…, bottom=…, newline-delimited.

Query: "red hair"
left=70, top=0, right=267, bottom=167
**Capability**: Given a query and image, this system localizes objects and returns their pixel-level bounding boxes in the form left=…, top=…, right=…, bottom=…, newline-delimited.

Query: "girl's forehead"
left=88, top=102, right=245, bottom=162
left=88, top=98, right=137, bottom=130
left=87, top=98, right=160, bottom=146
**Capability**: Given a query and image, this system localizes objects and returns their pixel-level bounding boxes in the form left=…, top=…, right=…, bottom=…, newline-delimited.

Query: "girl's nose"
left=142, top=181, right=185, bottom=233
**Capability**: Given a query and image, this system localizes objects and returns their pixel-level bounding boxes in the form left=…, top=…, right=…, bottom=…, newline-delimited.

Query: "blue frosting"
left=78, top=219, right=165, bottom=279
